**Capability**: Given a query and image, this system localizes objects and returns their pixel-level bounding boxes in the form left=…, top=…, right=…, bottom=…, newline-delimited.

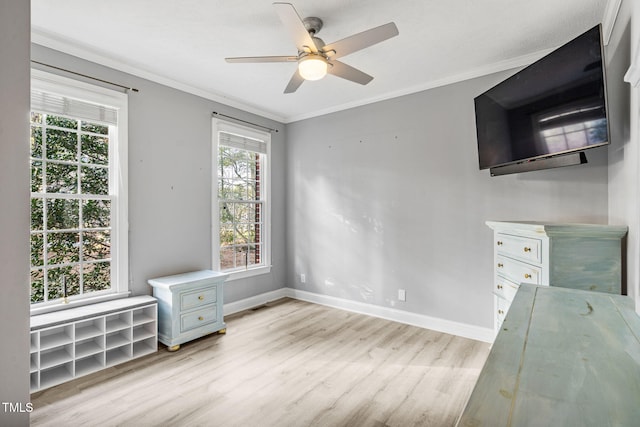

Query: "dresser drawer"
left=496, top=255, right=541, bottom=285
left=495, top=276, right=519, bottom=303
left=495, top=233, right=541, bottom=264
left=181, top=305, right=218, bottom=332
left=180, top=286, right=217, bottom=311
left=496, top=296, right=510, bottom=328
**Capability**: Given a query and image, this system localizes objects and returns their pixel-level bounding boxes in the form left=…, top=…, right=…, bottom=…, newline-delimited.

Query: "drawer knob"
left=524, top=273, right=532, bottom=279
left=497, top=284, right=503, bottom=289
left=497, top=241, right=503, bottom=246
left=198, top=316, right=204, bottom=321
left=497, top=263, right=504, bottom=268
left=498, top=310, right=504, bottom=315
left=524, top=247, right=532, bottom=252
left=198, top=295, right=204, bottom=300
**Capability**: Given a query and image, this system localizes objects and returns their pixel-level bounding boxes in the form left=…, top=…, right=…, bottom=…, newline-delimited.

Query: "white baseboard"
left=223, top=287, right=494, bottom=343
left=223, top=288, right=289, bottom=316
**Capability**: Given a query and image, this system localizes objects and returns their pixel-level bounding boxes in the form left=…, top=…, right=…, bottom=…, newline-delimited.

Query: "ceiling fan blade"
left=323, top=22, right=398, bottom=59
left=225, top=56, right=297, bottom=63
left=327, top=60, right=373, bottom=85
left=273, top=2, right=319, bottom=53
left=284, top=69, right=305, bottom=93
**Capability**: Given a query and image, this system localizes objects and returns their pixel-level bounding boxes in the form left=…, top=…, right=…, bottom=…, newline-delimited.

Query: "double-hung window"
left=212, top=120, right=271, bottom=279
left=30, top=70, right=128, bottom=313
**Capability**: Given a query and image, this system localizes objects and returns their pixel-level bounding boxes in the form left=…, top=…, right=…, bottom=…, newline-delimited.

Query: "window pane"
left=46, top=115, right=77, bottom=130
left=220, top=246, right=235, bottom=270
left=81, top=121, right=109, bottom=135
left=248, top=244, right=261, bottom=266
left=219, top=178, right=238, bottom=200
left=81, top=165, right=109, bottom=195
left=81, top=134, right=109, bottom=165
left=47, top=232, right=80, bottom=265
left=83, top=199, right=111, bottom=228
left=234, top=246, right=248, bottom=268
left=47, top=266, right=80, bottom=299
left=47, top=199, right=79, bottom=230
left=46, top=128, right=78, bottom=162
left=31, top=126, right=43, bottom=159
left=82, top=231, right=111, bottom=261
left=30, top=269, right=45, bottom=303
left=220, top=202, right=234, bottom=223
left=234, top=224, right=250, bottom=244
left=235, top=203, right=251, bottom=223
left=220, top=225, right=234, bottom=246
left=31, top=161, right=43, bottom=193
left=83, top=261, right=111, bottom=293
left=46, top=163, right=78, bottom=193
left=30, top=233, right=44, bottom=267
left=31, top=112, right=43, bottom=124
left=31, top=199, right=43, bottom=231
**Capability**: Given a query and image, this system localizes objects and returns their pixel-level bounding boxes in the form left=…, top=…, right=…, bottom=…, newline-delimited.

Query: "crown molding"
left=31, top=28, right=287, bottom=123
left=285, top=48, right=553, bottom=123
left=602, top=0, right=623, bottom=46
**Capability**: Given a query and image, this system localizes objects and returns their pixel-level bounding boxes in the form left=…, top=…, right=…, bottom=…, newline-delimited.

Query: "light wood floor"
left=31, top=298, right=490, bottom=427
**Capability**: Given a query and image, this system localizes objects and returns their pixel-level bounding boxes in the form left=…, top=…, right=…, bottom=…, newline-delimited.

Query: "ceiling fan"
left=225, top=2, right=399, bottom=93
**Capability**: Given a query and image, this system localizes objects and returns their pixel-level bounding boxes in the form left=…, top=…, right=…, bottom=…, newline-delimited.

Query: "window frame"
left=212, top=119, right=271, bottom=281
left=30, top=69, right=129, bottom=315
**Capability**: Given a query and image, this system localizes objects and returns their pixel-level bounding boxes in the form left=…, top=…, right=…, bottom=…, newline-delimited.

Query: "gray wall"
left=0, top=1, right=30, bottom=425
left=286, top=73, right=610, bottom=329
left=31, top=45, right=288, bottom=304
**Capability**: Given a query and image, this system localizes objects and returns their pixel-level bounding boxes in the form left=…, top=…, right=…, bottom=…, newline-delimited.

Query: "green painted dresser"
left=457, top=284, right=640, bottom=426
left=486, top=221, right=628, bottom=334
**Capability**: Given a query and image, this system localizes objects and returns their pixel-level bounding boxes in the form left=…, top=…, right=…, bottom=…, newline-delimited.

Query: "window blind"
left=31, top=89, right=118, bottom=125
left=219, top=131, right=267, bottom=154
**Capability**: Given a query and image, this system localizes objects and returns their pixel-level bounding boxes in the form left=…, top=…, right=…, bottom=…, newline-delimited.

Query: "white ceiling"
left=31, top=0, right=614, bottom=123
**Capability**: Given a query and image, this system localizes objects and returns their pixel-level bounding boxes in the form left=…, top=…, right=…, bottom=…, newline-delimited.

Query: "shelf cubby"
left=40, top=362, right=73, bottom=390
left=106, top=344, right=131, bottom=366
left=40, top=344, right=73, bottom=370
left=106, top=329, right=131, bottom=350
left=106, top=311, right=132, bottom=333
left=133, top=336, right=157, bottom=358
left=31, top=331, right=39, bottom=352
left=133, top=323, right=156, bottom=342
left=133, top=306, right=156, bottom=326
left=75, top=318, right=105, bottom=341
left=30, top=352, right=39, bottom=373
left=75, top=336, right=104, bottom=359
left=40, top=325, right=73, bottom=350
left=75, top=353, right=105, bottom=377
left=30, top=372, right=39, bottom=393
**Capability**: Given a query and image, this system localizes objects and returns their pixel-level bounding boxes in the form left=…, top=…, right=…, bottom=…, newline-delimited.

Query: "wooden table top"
left=458, top=283, right=640, bottom=426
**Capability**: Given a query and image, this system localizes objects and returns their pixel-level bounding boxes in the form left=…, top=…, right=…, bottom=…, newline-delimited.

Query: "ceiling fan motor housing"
left=303, top=16, right=323, bottom=35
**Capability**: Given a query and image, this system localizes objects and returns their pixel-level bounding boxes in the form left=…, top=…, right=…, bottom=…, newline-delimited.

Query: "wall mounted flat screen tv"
left=475, top=25, right=609, bottom=175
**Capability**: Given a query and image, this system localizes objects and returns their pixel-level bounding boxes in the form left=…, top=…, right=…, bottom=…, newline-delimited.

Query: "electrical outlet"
left=300, top=274, right=306, bottom=283
left=398, top=289, right=406, bottom=302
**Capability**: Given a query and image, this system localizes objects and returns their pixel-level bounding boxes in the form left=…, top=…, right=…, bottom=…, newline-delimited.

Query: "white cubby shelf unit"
left=30, top=296, right=158, bottom=392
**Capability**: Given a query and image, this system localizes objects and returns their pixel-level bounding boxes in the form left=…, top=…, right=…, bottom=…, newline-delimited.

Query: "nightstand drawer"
left=496, top=255, right=541, bottom=285
left=180, top=287, right=217, bottom=311
left=496, top=233, right=541, bottom=264
left=181, top=306, right=217, bottom=332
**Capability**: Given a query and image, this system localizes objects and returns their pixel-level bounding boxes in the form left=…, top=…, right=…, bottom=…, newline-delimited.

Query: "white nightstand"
left=148, top=270, right=228, bottom=351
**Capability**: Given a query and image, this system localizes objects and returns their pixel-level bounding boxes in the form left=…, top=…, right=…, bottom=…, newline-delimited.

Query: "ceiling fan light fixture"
left=298, top=55, right=328, bottom=81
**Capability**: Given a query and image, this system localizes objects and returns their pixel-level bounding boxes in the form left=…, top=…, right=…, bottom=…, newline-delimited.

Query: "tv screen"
left=475, top=25, right=609, bottom=172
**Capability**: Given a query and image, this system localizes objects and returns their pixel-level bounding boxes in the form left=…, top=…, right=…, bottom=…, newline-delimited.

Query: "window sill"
left=30, top=291, right=131, bottom=317
left=225, top=265, right=272, bottom=282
